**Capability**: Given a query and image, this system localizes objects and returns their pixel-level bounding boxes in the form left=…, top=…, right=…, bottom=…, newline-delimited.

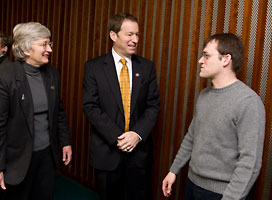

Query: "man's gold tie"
left=120, top=58, right=131, bottom=132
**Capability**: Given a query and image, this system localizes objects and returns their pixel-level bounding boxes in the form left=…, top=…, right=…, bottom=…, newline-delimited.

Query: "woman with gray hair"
left=0, top=22, right=72, bottom=200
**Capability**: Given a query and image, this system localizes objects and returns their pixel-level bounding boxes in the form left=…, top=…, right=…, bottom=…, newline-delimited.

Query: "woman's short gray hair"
left=12, top=22, right=51, bottom=61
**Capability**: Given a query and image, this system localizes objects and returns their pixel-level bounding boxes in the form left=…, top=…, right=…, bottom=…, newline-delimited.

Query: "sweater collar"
left=23, top=62, right=40, bottom=76
left=211, top=80, right=241, bottom=93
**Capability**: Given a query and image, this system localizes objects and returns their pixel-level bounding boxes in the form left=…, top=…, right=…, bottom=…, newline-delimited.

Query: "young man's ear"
left=109, top=31, right=117, bottom=42
left=223, top=54, right=232, bottom=67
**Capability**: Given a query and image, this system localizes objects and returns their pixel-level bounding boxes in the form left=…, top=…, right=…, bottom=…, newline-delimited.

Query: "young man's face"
left=198, top=40, right=225, bottom=79
left=110, top=19, right=139, bottom=58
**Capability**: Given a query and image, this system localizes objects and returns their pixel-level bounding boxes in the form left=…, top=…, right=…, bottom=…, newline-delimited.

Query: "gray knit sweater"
left=24, top=63, right=50, bottom=152
left=170, top=80, right=265, bottom=200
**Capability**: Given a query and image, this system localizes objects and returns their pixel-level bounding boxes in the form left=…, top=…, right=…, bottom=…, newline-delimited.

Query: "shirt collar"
left=112, top=48, right=131, bottom=64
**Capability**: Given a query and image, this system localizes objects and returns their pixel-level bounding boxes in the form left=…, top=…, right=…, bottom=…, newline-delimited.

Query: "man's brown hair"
left=0, top=31, right=13, bottom=55
left=203, top=33, right=244, bottom=74
left=108, top=13, right=138, bottom=34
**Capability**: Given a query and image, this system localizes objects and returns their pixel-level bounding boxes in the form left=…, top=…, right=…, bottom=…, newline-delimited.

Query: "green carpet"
left=54, top=174, right=99, bottom=200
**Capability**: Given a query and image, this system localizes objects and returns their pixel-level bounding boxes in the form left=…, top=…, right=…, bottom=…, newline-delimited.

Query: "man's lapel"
left=103, top=53, right=124, bottom=114
left=131, top=55, right=142, bottom=113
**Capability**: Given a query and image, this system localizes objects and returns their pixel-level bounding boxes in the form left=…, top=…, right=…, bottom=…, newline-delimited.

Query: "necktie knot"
left=120, top=58, right=126, bottom=65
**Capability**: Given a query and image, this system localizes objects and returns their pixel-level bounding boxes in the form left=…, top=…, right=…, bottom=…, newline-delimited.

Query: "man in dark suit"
left=0, top=31, right=13, bottom=68
left=83, top=13, right=160, bottom=200
left=0, top=22, right=72, bottom=200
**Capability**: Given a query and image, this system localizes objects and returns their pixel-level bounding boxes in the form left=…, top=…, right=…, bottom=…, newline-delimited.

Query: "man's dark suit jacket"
left=83, top=52, right=160, bottom=171
left=0, top=56, right=12, bottom=68
left=0, top=61, right=72, bottom=185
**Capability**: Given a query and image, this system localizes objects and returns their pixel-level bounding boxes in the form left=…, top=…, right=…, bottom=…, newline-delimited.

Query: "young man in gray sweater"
left=162, top=33, right=266, bottom=200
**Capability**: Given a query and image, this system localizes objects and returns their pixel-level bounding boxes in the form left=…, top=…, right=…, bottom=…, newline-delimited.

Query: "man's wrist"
left=134, top=132, right=142, bottom=142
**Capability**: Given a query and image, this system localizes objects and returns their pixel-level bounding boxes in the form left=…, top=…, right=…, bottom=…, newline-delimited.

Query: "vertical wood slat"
left=1, top=0, right=272, bottom=199
left=216, top=0, right=227, bottom=33
left=263, top=39, right=272, bottom=199
left=251, top=0, right=268, bottom=93
left=253, top=2, right=272, bottom=199
left=239, top=0, right=254, bottom=82
left=229, top=0, right=238, bottom=33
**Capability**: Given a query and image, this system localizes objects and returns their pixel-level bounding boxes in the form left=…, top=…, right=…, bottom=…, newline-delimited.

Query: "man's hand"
left=117, top=131, right=140, bottom=152
left=0, top=171, right=6, bottom=190
left=62, top=145, right=72, bottom=165
left=162, top=172, right=176, bottom=197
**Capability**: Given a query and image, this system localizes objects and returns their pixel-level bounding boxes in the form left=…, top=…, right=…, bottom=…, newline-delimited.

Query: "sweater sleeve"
left=222, top=96, right=266, bottom=200
left=169, top=116, right=195, bottom=174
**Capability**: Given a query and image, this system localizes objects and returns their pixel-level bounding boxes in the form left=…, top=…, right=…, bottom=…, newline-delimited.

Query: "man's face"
left=198, top=40, right=224, bottom=79
left=0, top=38, right=7, bottom=57
left=110, top=19, right=139, bottom=57
left=24, top=38, right=52, bottom=67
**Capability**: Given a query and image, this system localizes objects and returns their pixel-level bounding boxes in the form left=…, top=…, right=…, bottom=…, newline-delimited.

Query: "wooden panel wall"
left=1, top=0, right=272, bottom=199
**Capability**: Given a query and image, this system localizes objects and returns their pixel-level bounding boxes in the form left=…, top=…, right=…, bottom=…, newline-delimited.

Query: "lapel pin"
left=135, top=73, right=140, bottom=77
left=22, top=94, right=25, bottom=100
left=50, top=85, right=55, bottom=90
